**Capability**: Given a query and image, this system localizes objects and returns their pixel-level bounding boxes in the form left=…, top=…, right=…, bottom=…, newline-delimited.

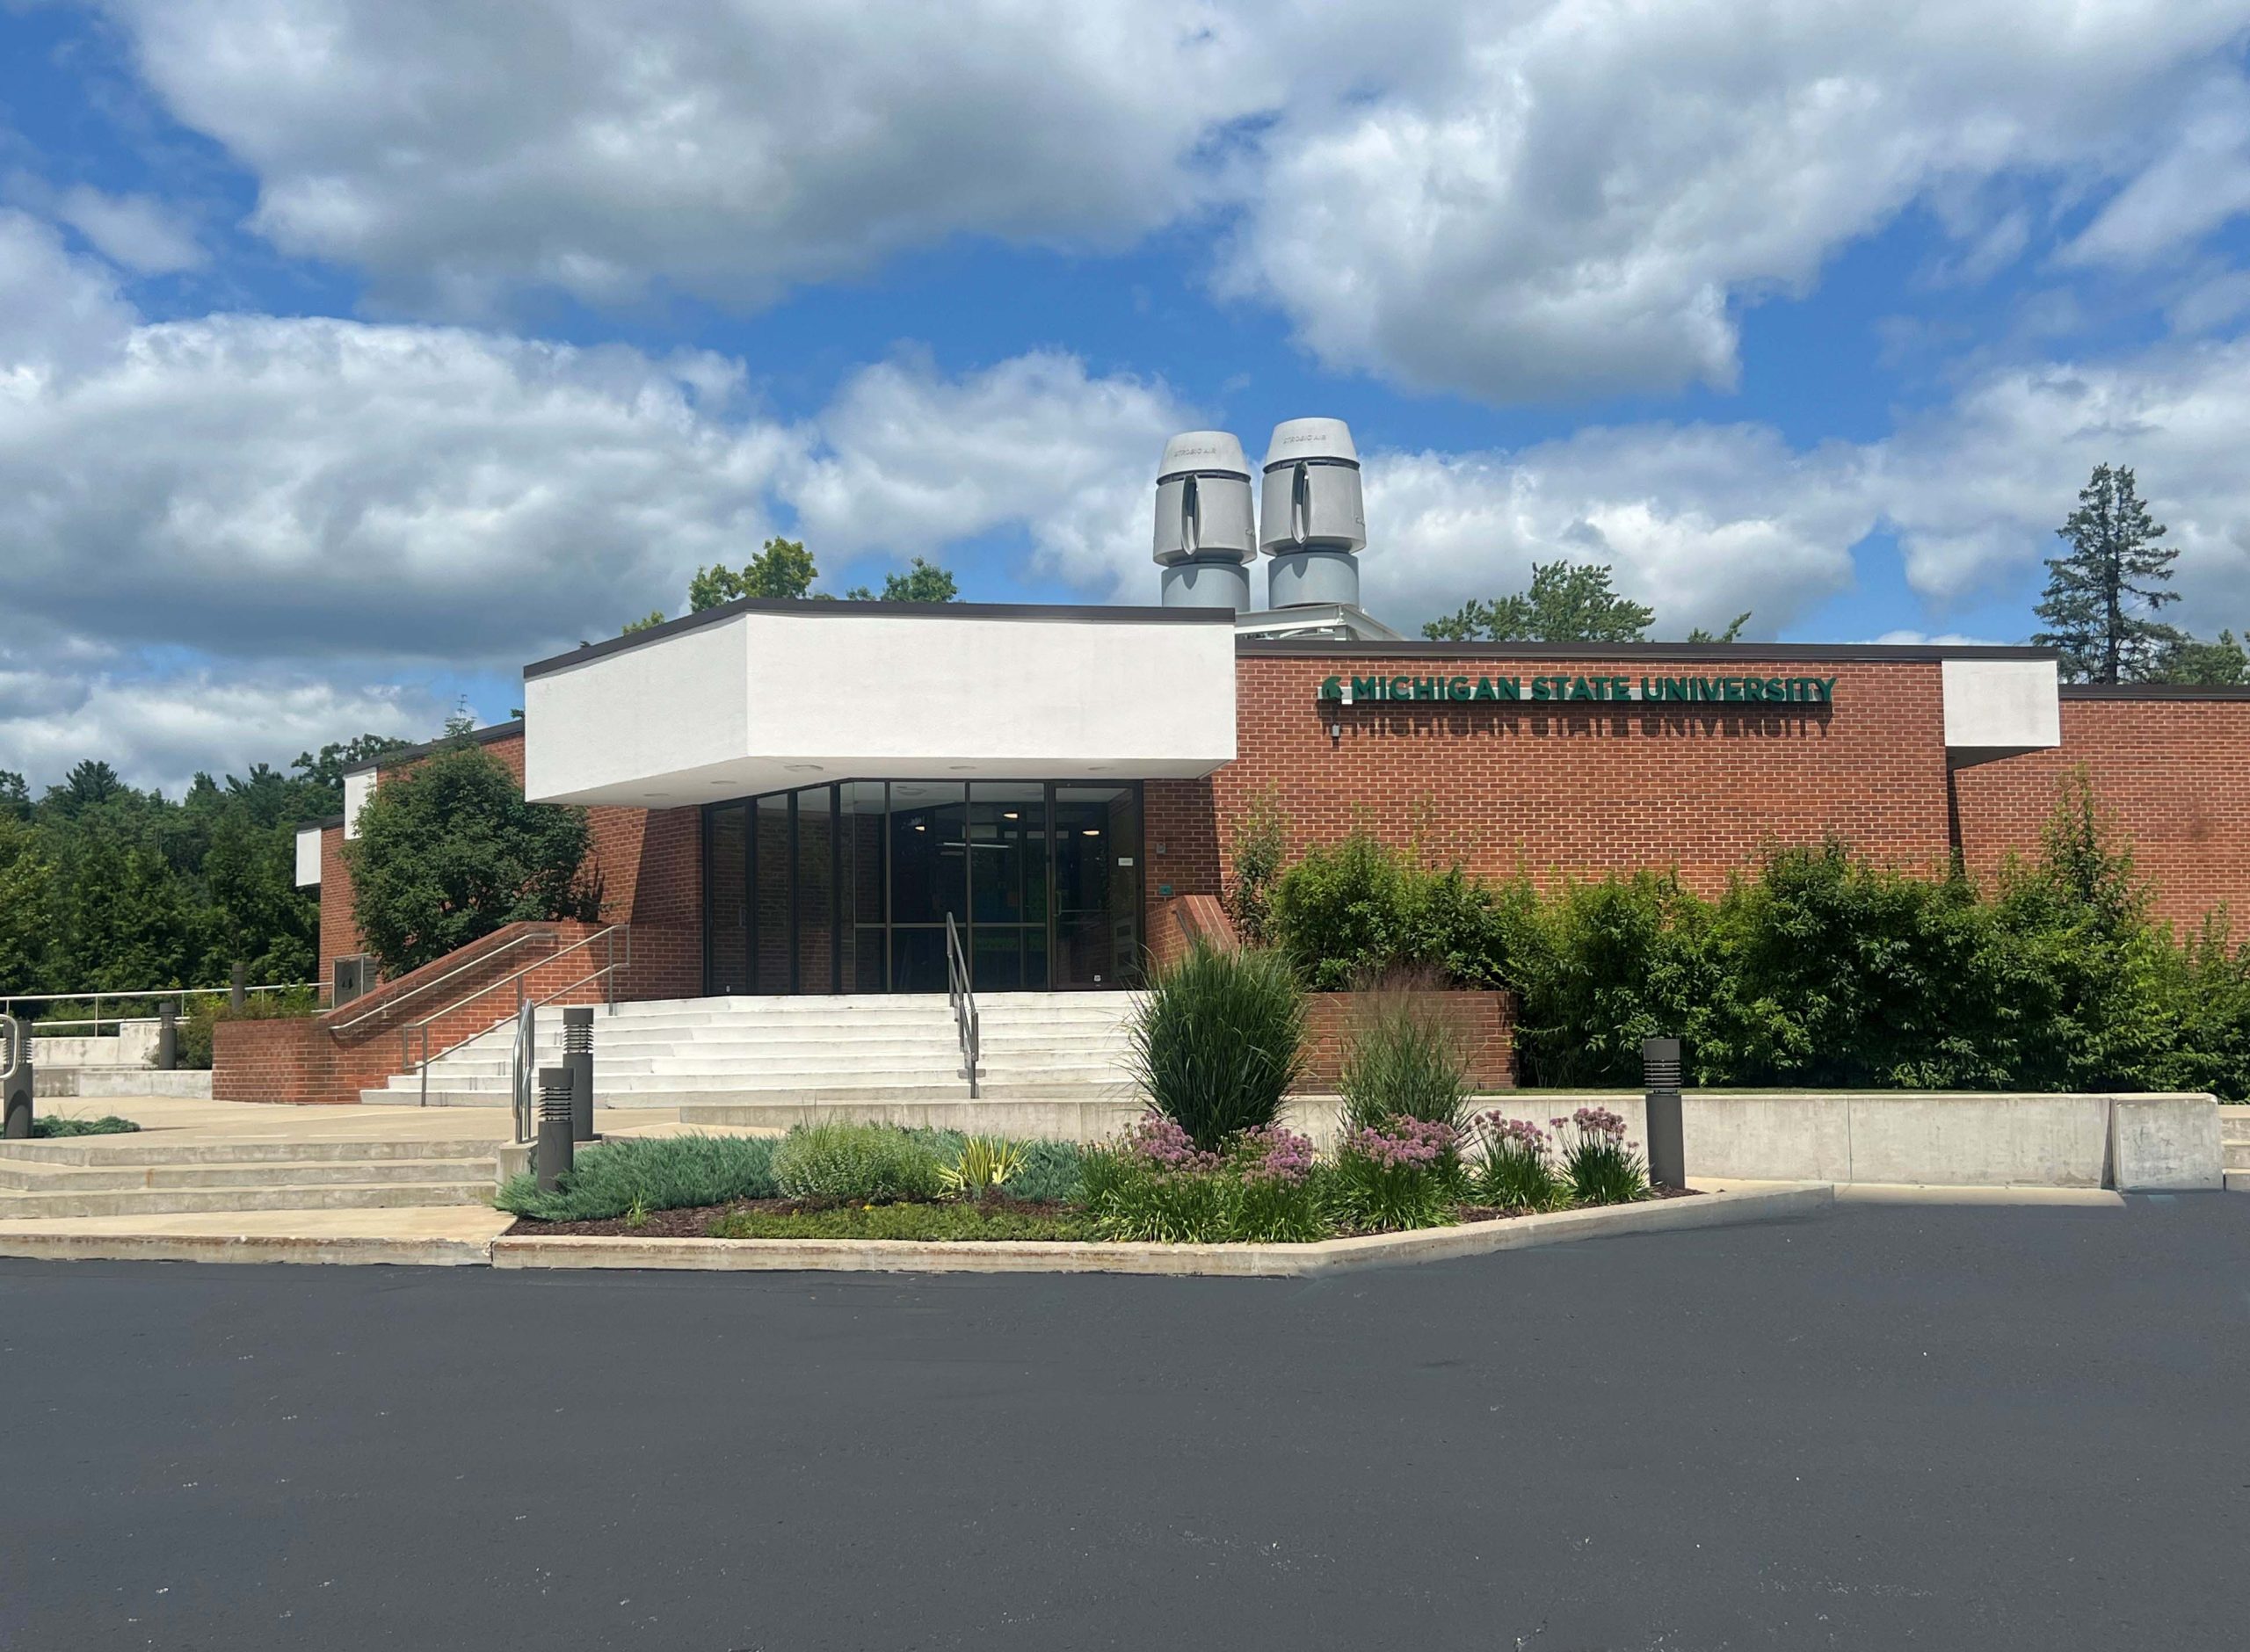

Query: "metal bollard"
left=535, top=1066, right=575, bottom=1192
left=229, top=961, right=247, bottom=1015
left=157, top=1000, right=179, bottom=1071
left=562, top=1006, right=595, bottom=1142
left=2, top=1014, right=32, bottom=1139
left=1642, top=1035, right=1686, bottom=1189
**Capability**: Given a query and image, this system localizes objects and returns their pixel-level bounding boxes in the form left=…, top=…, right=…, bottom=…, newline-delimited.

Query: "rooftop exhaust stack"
left=1259, top=418, right=1365, bottom=609
left=1153, top=431, right=1255, bottom=612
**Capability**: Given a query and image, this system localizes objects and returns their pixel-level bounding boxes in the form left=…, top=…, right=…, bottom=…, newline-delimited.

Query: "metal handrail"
left=400, top=926, right=629, bottom=1107
left=329, top=927, right=556, bottom=1035
left=2, top=983, right=313, bottom=1038
left=510, top=1001, right=536, bottom=1143
left=943, top=911, right=980, bottom=1099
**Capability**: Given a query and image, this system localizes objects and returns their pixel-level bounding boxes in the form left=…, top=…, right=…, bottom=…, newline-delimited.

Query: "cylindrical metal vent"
left=1259, top=418, right=1365, bottom=609
left=1159, top=559, right=1252, bottom=611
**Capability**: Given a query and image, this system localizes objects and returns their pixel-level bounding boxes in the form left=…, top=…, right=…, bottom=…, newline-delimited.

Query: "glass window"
left=969, top=782, right=1046, bottom=926
left=753, top=792, right=791, bottom=993
left=891, top=926, right=947, bottom=993
left=888, top=782, right=966, bottom=926
left=707, top=803, right=748, bottom=993
left=795, top=785, right=835, bottom=993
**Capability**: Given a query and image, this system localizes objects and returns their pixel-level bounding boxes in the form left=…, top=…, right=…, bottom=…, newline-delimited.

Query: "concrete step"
left=2224, top=1141, right=2250, bottom=1170
left=0, top=1157, right=492, bottom=1192
left=0, top=1182, right=494, bottom=1220
left=0, top=1136, right=499, bottom=1167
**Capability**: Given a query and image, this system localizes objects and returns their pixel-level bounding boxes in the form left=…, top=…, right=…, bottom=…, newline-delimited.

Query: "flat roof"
left=523, top=597, right=1233, bottom=680
left=2059, top=683, right=2250, bottom=699
left=342, top=718, right=525, bottom=779
left=1236, top=640, right=2061, bottom=663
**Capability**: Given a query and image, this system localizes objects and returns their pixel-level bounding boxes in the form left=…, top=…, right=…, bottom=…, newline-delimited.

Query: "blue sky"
left=1, top=1, right=2247, bottom=790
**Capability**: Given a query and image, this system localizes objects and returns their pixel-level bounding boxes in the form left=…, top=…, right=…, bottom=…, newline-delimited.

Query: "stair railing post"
left=157, top=999, right=178, bottom=1071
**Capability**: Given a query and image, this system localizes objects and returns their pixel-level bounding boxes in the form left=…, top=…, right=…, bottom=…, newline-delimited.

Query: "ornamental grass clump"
left=1129, top=942, right=1305, bottom=1150
left=936, top=1135, right=1027, bottom=1202
left=1471, top=1114, right=1568, bottom=1212
left=771, top=1120, right=944, bottom=1204
left=1554, top=1105, right=1649, bottom=1206
left=1337, top=985, right=1471, bottom=1135
left=1326, top=1115, right=1461, bottom=1234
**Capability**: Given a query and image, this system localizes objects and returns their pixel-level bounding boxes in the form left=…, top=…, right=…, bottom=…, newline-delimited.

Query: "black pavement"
left=3, top=1196, right=2246, bottom=1649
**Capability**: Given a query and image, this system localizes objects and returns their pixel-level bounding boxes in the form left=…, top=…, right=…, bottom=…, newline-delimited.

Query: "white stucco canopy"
left=521, top=600, right=1239, bottom=808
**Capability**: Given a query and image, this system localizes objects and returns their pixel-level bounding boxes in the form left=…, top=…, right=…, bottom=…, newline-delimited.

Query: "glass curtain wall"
left=702, top=780, right=1140, bottom=995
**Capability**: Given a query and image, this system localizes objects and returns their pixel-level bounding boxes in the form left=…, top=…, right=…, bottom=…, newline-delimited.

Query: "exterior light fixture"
left=1081, top=828, right=1101, bottom=837
left=1003, top=811, right=1020, bottom=820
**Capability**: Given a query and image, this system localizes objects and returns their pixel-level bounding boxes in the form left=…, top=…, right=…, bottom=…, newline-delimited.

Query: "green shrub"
left=1128, top=943, right=1305, bottom=1150
left=1077, top=1122, right=1328, bottom=1243
left=30, top=1112, right=141, bottom=1138
left=179, top=985, right=321, bottom=1072
left=770, top=1121, right=943, bottom=1203
left=707, top=1202, right=1095, bottom=1242
left=1268, top=831, right=1523, bottom=990
left=997, top=1137, right=1085, bottom=1203
left=935, top=1136, right=1027, bottom=1201
left=1338, top=982, right=1470, bottom=1134
left=498, top=1133, right=777, bottom=1221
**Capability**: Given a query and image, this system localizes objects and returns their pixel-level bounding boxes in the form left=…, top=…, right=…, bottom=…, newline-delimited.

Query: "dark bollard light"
left=2, top=1014, right=33, bottom=1139
left=535, top=1066, right=576, bottom=1192
left=229, top=961, right=247, bottom=1015
left=563, top=1006, right=595, bottom=1142
left=1642, top=1036, right=1686, bottom=1189
left=157, top=999, right=179, bottom=1072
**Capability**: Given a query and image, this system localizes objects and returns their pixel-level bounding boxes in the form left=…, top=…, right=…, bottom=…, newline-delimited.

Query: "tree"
left=2152, top=629, right=2247, bottom=686
left=1687, top=612, right=1752, bottom=644
left=842, top=557, right=960, bottom=604
left=686, top=539, right=961, bottom=611
left=0, top=815, right=52, bottom=992
left=292, top=735, right=413, bottom=815
left=619, top=610, right=667, bottom=634
left=2033, top=464, right=2181, bottom=684
left=44, top=759, right=128, bottom=816
left=1424, top=561, right=1657, bottom=642
left=342, top=742, right=599, bottom=975
left=689, top=536, right=822, bottom=609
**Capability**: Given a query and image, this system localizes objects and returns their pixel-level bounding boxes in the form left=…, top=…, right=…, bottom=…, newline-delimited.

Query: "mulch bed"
left=508, top=1185, right=1705, bottom=1241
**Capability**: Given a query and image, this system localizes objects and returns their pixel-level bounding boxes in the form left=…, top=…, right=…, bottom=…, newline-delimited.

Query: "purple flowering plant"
left=1553, top=1105, right=1648, bottom=1206
left=1472, top=1112, right=1567, bottom=1211
left=1328, top=1113, right=1461, bottom=1234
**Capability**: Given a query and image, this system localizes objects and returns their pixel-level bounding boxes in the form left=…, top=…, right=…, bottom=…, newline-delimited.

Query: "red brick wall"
left=1147, top=653, right=1955, bottom=916
left=317, top=732, right=703, bottom=1006
left=221, top=920, right=616, bottom=1105
left=1300, top=990, right=1518, bottom=1092
left=1951, top=694, right=2250, bottom=931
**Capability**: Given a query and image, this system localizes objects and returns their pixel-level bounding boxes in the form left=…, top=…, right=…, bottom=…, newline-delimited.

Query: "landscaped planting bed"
left=500, top=946, right=1685, bottom=1250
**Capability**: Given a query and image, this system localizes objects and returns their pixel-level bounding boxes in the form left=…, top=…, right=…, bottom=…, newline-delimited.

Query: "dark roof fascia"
left=2059, top=684, right=2250, bottom=700
left=297, top=814, right=346, bottom=832
left=342, top=719, right=526, bottom=779
left=1235, top=640, right=2060, bottom=663
left=523, top=598, right=1234, bottom=680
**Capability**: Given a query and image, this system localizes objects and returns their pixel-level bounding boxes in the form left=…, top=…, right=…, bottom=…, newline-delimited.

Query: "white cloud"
left=0, top=639, right=446, bottom=796
left=99, top=0, right=1281, bottom=315
left=0, top=218, right=797, bottom=665
left=0, top=210, right=136, bottom=376
left=784, top=351, right=1192, bottom=594
left=1361, top=429, right=1874, bottom=634
left=92, top=0, right=2250, bottom=402
left=1876, top=340, right=2250, bottom=619
left=54, top=186, right=205, bottom=273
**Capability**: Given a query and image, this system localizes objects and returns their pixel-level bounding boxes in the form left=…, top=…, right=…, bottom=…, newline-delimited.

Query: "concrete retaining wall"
left=1472, top=1090, right=2224, bottom=1192
left=30, top=1020, right=161, bottom=1069
left=33, top=1069, right=215, bottom=1099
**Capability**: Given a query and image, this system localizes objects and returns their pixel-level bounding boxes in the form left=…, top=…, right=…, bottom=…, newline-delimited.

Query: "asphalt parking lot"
left=4, top=1194, right=2245, bottom=1649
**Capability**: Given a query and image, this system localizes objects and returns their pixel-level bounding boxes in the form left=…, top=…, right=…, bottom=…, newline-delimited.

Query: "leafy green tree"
left=843, top=557, right=961, bottom=603
left=1423, top=561, right=1657, bottom=642
left=689, top=536, right=822, bottom=608
left=2152, top=628, right=2247, bottom=685
left=0, top=771, right=30, bottom=821
left=292, top=735, right=413, bottom=815
left=619, top=610, right=667, bottom=634
left=2033, top=463, right=2181, bottom=683
left=0, top=815, right=53, bottom=992
left=1687, top=612, right=1752, bottom=643
left=343, top=742, right=599, bottom=975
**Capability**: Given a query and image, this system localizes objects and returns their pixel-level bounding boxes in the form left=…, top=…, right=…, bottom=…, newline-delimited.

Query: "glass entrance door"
left=705, top=779, right=1141, bottom=993
left=1051, top=785, right=1141, bottom=989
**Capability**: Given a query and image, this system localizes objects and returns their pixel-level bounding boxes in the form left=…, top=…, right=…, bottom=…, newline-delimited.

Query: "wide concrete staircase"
left=0, top=1136, right=498, bottom=1220
left=368, top=993, right=1143, bottom=1130
left=2223, top=1105, right=2249, bottom=1192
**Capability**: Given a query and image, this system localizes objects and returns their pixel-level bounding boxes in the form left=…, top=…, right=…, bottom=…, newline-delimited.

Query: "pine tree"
left=2032, top=465, right=2181, bottom=684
